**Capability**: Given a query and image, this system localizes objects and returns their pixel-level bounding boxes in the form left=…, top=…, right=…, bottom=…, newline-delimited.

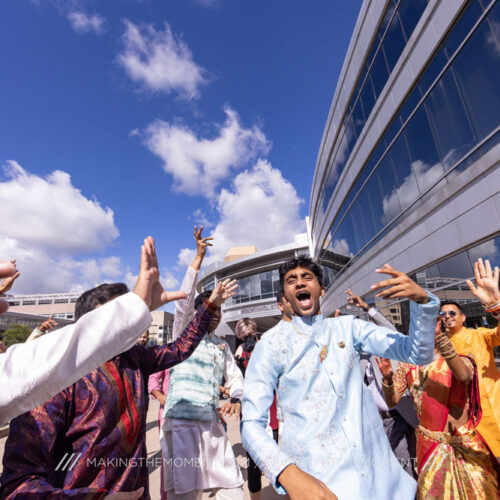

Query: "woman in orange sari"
left=377, top=320, right=499, bottom=499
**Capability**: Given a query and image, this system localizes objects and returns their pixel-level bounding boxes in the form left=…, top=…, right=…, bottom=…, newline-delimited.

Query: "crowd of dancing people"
left=0, top=227, right=499, bottom=499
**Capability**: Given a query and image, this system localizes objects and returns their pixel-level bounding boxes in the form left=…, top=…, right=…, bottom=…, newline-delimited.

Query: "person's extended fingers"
left=375, top=263, right=400, bottom=277
left=494, top=266, right=499, bottom=284
left=485, top=259, right=493, bottom=279
left=465, top=279, right=477, bottom=294
left=375, top=284, right=405, bottom=298
left=371, top=277, right=400, bottom=291
left=477, top=258, right=486, bottom=279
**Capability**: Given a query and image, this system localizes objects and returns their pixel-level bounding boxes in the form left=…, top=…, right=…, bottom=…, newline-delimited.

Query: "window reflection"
left=317, top=1, right=500, bottom=286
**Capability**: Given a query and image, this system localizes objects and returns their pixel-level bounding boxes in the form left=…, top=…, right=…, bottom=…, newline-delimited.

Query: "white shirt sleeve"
left=223, top=343, right=244, bottom=400
left=172, top=266, right=198, bottom=340
left=0, top=292, right=152, bottom=424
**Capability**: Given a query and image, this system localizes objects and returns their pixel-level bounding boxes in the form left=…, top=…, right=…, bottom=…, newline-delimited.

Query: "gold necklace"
left=290, top=322, right=328, bottom=362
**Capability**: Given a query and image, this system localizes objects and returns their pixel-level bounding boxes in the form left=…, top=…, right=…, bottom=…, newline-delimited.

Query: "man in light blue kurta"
left=241, top=257, right=439, bottom=500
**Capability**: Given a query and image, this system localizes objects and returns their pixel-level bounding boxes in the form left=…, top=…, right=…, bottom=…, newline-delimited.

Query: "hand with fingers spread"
left=370, top=264, right=428, bottom=304
left=375, top=357, right=394, bottom=383
left=209, top=278, right=238, bottom=307
left=0, top=260, right=20, bottom=295
left=220, top=401, right=241, bottom=419
left=344, top=288, right=368, bottom=310
left=466, top=258, right=500, bottom=307
left=133, top=236, right=187, bottom=311
left=195, top=225, right=213, bottom=260
left=38, top=315, right=59, bottom=334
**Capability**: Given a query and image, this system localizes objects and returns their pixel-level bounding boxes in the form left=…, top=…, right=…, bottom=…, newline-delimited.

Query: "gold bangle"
left=381, top=381, right=394, bottom=391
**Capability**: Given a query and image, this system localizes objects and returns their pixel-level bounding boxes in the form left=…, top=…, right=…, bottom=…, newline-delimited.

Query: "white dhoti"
left=160, top=416, right=244, bottom=497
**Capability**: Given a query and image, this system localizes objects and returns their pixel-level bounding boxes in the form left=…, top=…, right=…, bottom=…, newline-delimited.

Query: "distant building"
left=198, top=232, right=347, bottom=350
left=5, top=292, right=80, bottom=320
left=0, top=311, right=71, bottom=334
left=149, top=310, right=175, bottom=346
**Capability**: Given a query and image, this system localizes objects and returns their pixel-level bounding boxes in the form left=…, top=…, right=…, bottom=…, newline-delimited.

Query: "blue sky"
left=0, top=0, right=361, bottom=297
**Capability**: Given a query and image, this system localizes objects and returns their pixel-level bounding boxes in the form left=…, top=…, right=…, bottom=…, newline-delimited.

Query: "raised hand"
left=194, top=226, right=213, bottom=259
left=371, top=264, right=428, bottom=304
left=38, top=314, right=58, bottom=333
left=133, top=237, right=187, bottom=311
left=375, top=357, right=394, bottom=381
left=0, top=260, right=20, bottom=295
left=345, top=288, right=368, bottom=310
left=209, top=278, right=238, bottom=307
left=466, top=258, right=500, bottom=307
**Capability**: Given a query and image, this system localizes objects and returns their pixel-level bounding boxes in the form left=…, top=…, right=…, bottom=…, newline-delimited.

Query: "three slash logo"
left=54, top=452, right=82, bottom=472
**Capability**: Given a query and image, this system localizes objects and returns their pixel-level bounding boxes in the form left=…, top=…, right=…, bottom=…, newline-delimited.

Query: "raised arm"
left=172, top=226, right=213, bottom=340
left=345, top=288, right=396, bottom=331
left=353, top=264, right=439, bottom=364
left=0, top=236, right=186, bottom=424
left=141, top=279, right=238, bottom=375
left=466, top=258, right=500, bottom=347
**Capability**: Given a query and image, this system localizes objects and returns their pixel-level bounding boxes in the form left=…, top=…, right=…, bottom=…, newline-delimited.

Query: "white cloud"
left=143, top=106, right=270, bottom=196
left=117, top=20, right=207, bottom=99
left=0, top=161, right=122, bottom=294
left=160, top=269, right=180, bottom=290
left=382, top=157, right=449, bottom=224
left=177, top=248, right=196, bottom=268
left=331, top=238, right=352, bottom=258
left=0, top=161, right=118, bottom=253
left=207, top=160, right=305, bottom=261
left=190, top=208, right=213, bottom=228
left=67, top=11, right=105, bottom=34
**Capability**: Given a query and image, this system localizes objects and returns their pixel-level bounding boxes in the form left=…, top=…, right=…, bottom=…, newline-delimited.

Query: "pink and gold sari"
left=394, top=356, right=499, bottom=499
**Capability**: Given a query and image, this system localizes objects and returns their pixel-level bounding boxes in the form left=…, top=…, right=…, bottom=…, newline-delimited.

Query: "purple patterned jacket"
left=0, top=300, right=218, bottom=499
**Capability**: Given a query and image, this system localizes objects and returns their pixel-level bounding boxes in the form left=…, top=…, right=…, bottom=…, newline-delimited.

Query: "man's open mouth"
left=296, top=291, right=312, bottom=309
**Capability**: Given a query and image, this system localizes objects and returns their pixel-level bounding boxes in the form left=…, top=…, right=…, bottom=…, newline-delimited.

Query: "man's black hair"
left=194, top=290, right=212, bottom=310
left=279, top=255, right=324, bottom=288
left=75, top=283, right=129, bottom=321
left=440, top=300, right=465, bottom=315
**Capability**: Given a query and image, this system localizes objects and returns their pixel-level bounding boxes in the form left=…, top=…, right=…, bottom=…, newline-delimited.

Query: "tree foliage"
left=2, top=324, right=32, bottom=347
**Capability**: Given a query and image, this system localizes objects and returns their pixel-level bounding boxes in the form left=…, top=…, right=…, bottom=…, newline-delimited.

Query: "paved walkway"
left=0, top=399, right=283, bottom=500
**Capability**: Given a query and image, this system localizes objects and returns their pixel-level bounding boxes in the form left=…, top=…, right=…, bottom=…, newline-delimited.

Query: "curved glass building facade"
left=310, top=0, right=500, bottom=326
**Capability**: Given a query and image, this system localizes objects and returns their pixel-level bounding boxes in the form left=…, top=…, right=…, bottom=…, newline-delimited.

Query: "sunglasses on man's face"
left=439, top=310, right=458, bottom=318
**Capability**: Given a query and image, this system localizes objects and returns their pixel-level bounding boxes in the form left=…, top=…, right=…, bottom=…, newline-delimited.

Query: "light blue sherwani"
left=241, top=293, right=439, bottom=499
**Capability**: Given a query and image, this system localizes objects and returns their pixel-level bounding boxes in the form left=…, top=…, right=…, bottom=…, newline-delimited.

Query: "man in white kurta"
left=161, top=289, right=245, bottom=500
left=0, top=236, right=182, bottom=425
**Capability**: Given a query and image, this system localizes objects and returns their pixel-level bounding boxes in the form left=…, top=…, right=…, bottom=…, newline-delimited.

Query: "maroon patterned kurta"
left=0, top=300, right=218, bottom=499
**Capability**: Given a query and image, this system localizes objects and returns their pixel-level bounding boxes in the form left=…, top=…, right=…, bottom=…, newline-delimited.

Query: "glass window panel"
left=370, top=47, right=390, bottom=98
left=365, top=170, right=385, bottom=233
left=383, top=115, right=404, bottom=150
left=437, top=251, right=473, bottom=280
left=350, top=199, right=368, bottom=252
left=404, top=105, right=444, bottom=194
left=381, top=12, right=406, bottom=72
left=360, top=74, right=376, bottom=123
left=398, top=0, right=429, bottom=42
left=399, top=84, right=422, bottom=124
left=442, top=0, right=484, bottom=59
left=352, top=99, right=365, bottom=140
left=383, top=133, right=417, bottom=218
left=468, top=236, right=500, bottom=270
left=261, top=271, right=273, bottom=296
left=356, top=187, right=376, bottom=245
left=248, top=274, right=261, bottom=301
left=418, top=49, right=448, bottom=97
left=425, top=67, right=476, bottom=166
left=331, top=217, right=356, bottom=259
left=452, top=12, right=500, bottom=142
left=377, top=155, right=402, bottom=225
